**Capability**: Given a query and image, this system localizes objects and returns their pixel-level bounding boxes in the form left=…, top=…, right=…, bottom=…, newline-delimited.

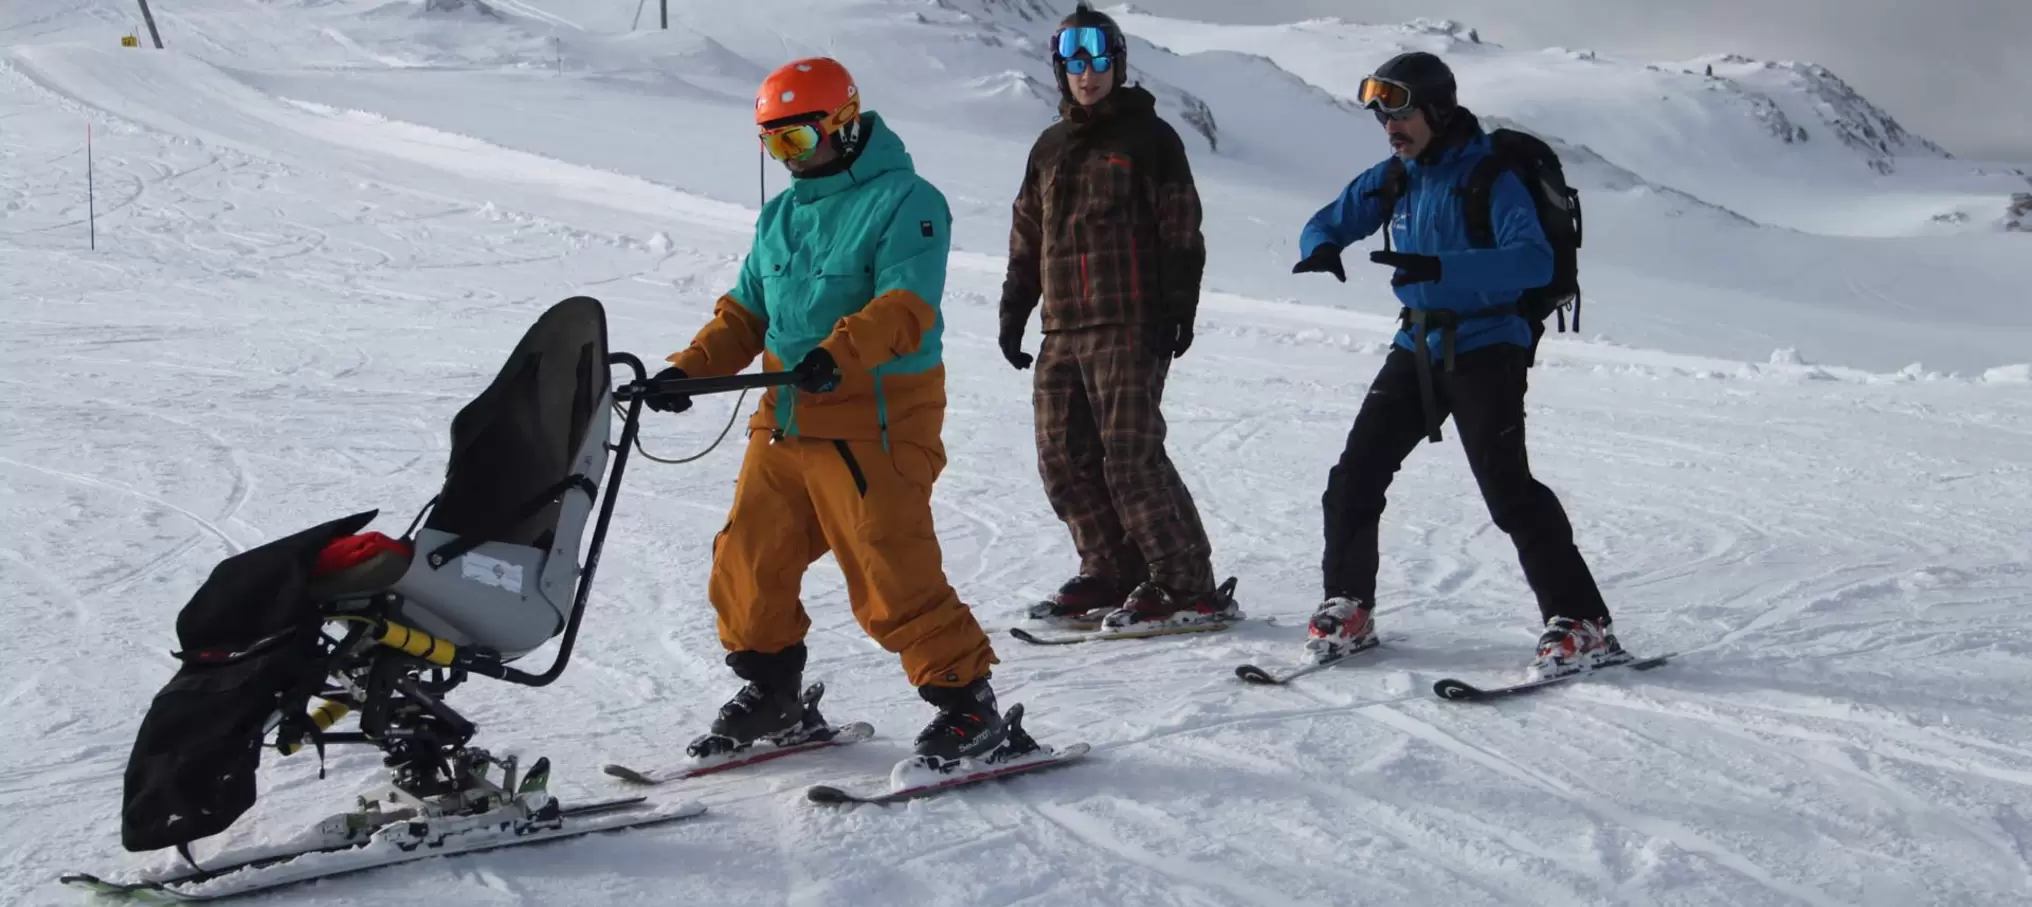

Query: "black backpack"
left=1373, top=128, right=1584, bottom=359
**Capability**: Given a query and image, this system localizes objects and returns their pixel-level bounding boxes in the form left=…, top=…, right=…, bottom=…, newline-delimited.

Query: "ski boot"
left=1304, top=595, right=1377, bottom=664
left=1027, top=574, right=1137, bottom=629
left=1099, top=577, right=1241, bottom=631
left=686, top=645, right=820, bottom=759
left=1526, top=616, right=1631, bottom=680
left=910, top=676, right=1009, bottom=769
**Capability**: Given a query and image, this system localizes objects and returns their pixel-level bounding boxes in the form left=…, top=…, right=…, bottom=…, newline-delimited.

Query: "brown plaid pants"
left=1033, top=325, right=1214, bottom=594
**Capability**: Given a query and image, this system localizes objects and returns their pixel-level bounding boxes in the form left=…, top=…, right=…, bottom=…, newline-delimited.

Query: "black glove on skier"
left=791, top=347, right=841, bottom=394
left=1293, top=243, right=1347, bottom=282
left=644, top=366, right=692, bottom=414
left=1369, top=250, right=1441, bottom=287
left=999, top=319, right=1033, bottom=371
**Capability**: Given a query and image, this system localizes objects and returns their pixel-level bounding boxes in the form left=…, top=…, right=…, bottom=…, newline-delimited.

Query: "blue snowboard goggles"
left=1054, top=26, right=1118, bottom=75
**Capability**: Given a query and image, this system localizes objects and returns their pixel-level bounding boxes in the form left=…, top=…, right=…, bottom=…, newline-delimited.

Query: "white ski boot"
left=1526, top=616, right=1631, bottom=680
left=1304, top=596, right=1377, bottom=664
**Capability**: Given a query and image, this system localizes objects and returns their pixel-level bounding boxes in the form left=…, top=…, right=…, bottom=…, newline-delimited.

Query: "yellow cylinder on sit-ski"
left=376, top=621, right=457, bottom=666
left=280, top=700, right=351, bottom=755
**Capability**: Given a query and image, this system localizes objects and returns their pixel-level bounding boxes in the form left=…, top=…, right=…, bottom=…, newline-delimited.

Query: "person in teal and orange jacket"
left=650, top=58, right=1006, bottom=772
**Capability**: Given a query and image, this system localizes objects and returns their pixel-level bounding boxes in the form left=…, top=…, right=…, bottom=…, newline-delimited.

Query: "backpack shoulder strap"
left=1361, top=157, right=1409, bottom=251
left=1455, top=150, right=1510, bottom=249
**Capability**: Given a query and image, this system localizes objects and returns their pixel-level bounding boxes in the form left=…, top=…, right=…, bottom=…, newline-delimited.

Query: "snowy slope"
left=5, top=2, right=2032, bottom=905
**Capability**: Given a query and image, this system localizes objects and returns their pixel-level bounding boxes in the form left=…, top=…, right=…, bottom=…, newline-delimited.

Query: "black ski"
left=1233, top=634, right=1399, bottom=685
left=1432, top=651, right=1677, bottom=701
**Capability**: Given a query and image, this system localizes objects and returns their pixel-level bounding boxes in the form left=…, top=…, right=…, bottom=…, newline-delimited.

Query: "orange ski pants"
left=708, top=430, right=997, bottom=688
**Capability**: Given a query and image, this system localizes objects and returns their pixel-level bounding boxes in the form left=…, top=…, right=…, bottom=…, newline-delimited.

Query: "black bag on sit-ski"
left=120, top=510, right=377, bottom=853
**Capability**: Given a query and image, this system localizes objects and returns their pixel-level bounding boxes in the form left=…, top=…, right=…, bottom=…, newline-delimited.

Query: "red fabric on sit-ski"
left=313, top=531, right=411, bottom=576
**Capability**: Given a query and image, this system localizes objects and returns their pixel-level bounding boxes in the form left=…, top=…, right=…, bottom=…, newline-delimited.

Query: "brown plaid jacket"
left=1000, top=86, right=1206, bottom=335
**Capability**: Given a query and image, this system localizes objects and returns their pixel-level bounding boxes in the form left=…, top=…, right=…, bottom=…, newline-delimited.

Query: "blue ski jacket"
left=1299, top=122, right=1553, bottom=360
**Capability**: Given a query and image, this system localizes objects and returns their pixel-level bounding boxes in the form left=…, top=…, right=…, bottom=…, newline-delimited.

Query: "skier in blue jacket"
left=1290, top=52, right=1627, bottom=680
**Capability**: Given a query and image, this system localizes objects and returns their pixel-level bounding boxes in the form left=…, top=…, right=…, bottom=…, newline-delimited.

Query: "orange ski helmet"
left=755, top=57, right=862, bottom=162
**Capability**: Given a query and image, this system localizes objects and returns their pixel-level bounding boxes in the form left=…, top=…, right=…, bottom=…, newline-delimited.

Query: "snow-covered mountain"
left=4, top=2, right=2032, bottom=905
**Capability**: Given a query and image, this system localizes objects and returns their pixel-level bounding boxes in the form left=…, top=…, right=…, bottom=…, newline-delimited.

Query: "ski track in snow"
left=4, top=2, right=2032, bottom=905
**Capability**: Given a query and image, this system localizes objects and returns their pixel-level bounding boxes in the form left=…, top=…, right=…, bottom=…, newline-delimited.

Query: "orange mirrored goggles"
left=759, top=100, right=859, bottom=162
left=1357, top=76, right=1415, bottom=117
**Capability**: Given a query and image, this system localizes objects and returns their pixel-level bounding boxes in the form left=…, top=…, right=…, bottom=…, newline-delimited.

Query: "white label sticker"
left=461, top=552, right=524, bottom=594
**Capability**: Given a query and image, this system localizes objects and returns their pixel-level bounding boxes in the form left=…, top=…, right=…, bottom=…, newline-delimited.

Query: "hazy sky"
left=1125, top=0, right=2031, bottom=162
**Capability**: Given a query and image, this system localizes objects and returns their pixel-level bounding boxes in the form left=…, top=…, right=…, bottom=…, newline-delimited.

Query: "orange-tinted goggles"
left=761, top=121, right=825, bottom=161
left=1357, top=76, right=1415, bottom=117
left=759, top=100, right=859, bottom=162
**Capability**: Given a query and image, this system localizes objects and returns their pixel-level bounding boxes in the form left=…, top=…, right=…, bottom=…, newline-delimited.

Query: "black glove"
left=999, top=320, right=1033, bottom=370
left=791, top=347, right=841, bottom=394
left=1293, top=244, right=1346, bottom=282
left=644, top=366, right=692, bottom=413
left=1369, top=250, right=1441, bottom=287
left=1164, top=316, right=1193, bottom=359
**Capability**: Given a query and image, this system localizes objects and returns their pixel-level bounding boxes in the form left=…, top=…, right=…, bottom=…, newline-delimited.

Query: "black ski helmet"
left=1051, top=1, right=1128, bottom=100
left=1371, top=51, right=1458, bottom=127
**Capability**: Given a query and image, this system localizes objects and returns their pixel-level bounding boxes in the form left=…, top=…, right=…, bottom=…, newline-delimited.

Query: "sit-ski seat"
left=314, top=296, right=613, bottom=660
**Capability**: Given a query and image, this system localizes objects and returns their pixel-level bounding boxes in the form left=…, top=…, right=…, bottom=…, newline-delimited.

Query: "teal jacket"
left=669, top=111, right=954, bottom=450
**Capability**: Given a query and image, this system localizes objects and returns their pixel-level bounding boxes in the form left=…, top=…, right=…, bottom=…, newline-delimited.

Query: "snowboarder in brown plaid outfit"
left=997, top=4, right=1237, bottom=632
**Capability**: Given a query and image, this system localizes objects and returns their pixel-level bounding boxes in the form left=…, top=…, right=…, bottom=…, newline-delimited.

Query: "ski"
left=805, top=704, right=1088, bottom=806
left=808, top=740, right=1097, bottom=805
left=1432, top=651, right=1677, bottom=701
left=605, top=681, right=871, bottom=785
left=807, top=743, right=1090, bottom=805
left=1010, top=620, right=1239, bottom=645
left=1012, top=577, right=1247, bottom=645
left=603, top=721, right=875, bottom=785
left=1234, top=634, right=1399, bottom=685
left=58, top=796, right=706, bottom=902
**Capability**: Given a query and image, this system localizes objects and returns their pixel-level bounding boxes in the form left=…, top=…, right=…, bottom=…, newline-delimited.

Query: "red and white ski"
left=603, top=721, right=875, bottom=785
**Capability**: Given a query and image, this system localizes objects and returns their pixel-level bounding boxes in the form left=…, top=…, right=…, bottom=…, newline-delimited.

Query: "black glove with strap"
left=792, top=347, right=841, bottom=394
left=999, top=318, right=1033, bottom=370
left=1163, top=315, right=1193, bottom=359
left=1369, top=250, right=1441, bottom=287
left=644, top=366, right=692, bottom=414
left=1293, top=243, right=1347, bottom=282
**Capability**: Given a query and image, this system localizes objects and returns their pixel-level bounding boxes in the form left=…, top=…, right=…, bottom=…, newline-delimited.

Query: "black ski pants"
left=1321, top=344, right=1609, bottom=624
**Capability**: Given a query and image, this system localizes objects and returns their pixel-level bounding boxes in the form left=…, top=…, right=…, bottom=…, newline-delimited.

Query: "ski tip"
left=601, top=763, right=658, bottom=785
left=805, top=784, right=857, bottom=805
left=1432, top=679, right=1482, bottom=701
left=1008, top=627, right=1046, bottom=644
left=1234, top=664, right=1277, bottom=685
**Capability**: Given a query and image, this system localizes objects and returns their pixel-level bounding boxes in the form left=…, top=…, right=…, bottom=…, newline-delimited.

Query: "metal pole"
left=135, top=0, right=163, bottom=48
left=660, top=0, right=668, bottom=29
left=87, top=124, right=95, bottom=250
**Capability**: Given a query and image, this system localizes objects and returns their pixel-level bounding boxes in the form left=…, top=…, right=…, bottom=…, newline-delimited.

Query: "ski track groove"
left=1164, top=733, right=1581, bottom=904
left=1354, top=703, right=1849, bottom=907
left=1583, top=687, right=2032, bottom=892
left=1024, top=799, right=1298, bottom=907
